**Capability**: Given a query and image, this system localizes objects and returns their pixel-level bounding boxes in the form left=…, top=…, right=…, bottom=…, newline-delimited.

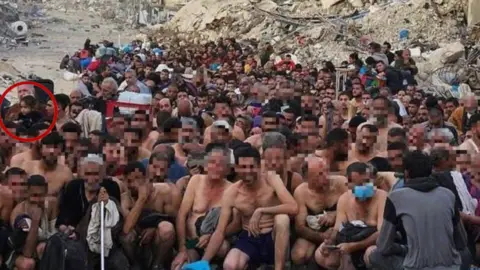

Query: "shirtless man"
left=130, top=109, right=154, bottom=151
left=10, top=123, right=49, bottom=168
left=8, top=175, right=57, bottom=270
left=21, top=132, right=73, bottom=197
left=172, top=144, right=240, bottom=269
left=123, top=127, right=151, bottom=162
left=315, top=128, right=350, bottom=174
left=203, top=97, right=244, bottom=144
left=0, top=121, right=17, bottom=167
left=244, top=111, right=280, bottom=149
left=349, top=124, right=385, bottom=163
left=314, top=162, right=387, bottom=270
left=262, top=132, right=302, bottom=193
left=291, top=158, right=348, bottom=265
left=121, top=160, right=181, bottom=269
left=201, top=146, right=298, bottom=270
left=173, top=117, right=203, bottom=165
left=358, top=96, right=402, bottom=152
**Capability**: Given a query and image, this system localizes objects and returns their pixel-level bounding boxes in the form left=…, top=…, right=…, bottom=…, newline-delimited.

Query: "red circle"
left=0, top=81, right=58, bottom=142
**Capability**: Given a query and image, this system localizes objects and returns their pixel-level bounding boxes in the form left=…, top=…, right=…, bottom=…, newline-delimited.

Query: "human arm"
left=164, top=184, right=182, bottom=217
left=259, top=172, right=298, bottom=216
left=175, top=175, right=198, bottom=253
left=122, top=183, right=151, bottom=234
left=374, top=194, right=405, bottom=256
left=294, top=185, right=329, bottom=244
left=22, top=206, right=42, bottom=258
left=332, top=193, right=349, bottom=241
left=201, top=185, right=237, bottom=262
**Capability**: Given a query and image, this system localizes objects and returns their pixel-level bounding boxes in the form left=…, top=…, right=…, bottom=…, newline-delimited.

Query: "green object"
left=186, top=238, right=199, bottom=249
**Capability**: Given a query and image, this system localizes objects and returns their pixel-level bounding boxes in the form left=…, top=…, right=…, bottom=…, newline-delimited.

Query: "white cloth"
left=393, top=99, right=408, bottom=117
left=86, top=200, right=120, bottom=257
left=306, top=213, right=325, bottom=231
left=75, top=109, right=103, bottom=137
left=459, top=138, right=480, bottom=154
left=451, top=171, right=478, bottom=214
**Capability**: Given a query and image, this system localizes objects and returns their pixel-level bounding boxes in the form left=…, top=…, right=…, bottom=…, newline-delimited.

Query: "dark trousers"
left=87, top=245, right=130, bottom=270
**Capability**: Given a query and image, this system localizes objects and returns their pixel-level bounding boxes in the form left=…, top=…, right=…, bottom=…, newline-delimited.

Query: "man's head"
left=234, top=146, right=261, bottom=186
left=261, top=111, right=279, bottom=132
left=100, top=78, right=119, bottom=100
left=346, top=162, right=375, bottom=201
left=303, top=157, right=329, bottom=191
left=356, top=124, right=378, bottom=154
left=124, top=161, right=147, bottom=199
left=444, top=98, right=459, bottom=119
left=0, top=121, right=16, bottom=152
left=211, top=120, right=232, bottom=144
left=404, top=150, right=432, bottom=180
left=427, top=128, right=454, bottom=148
left=469, top=113, right=480, bottom=140
left=430, top=147, right=453, bottom=171
left=5, top=167, right=27, bottom=202
left=205, top=143, right=230, bottom=180
left=159, top=98, right=172, bottom=115
left=48, top=94, right=70, bottom=117
left=123, top=127, right=142, bottom=160
left=387, top=142, right=408, bottom=172
left=124, top=70, right=138, bottom=86
left=463, top=94, right=478, bottom=114
left=40, top=132, right=64, bottom=168
left=61, top=122, right=82, bottom=154
left=17, top=84, right=34, bottom=100
left=69, top=90, right=83, bottom=104
left=27, top=175, right=48, bottom=208
left=352, top=83, right=363, bottom=98
left=372, top=96, right=390, bottom=127
left=428, top=106, right=444, bottom=127
left=262, top=132, right=287, bottom=174
left=79, top=154, right=104, bottom=193
left=130, top=110, right=149, bottom=133
left=326, top=128, right=349, bottom=161
left=179, top=117, right=198, bottom=144
left=213, top=96, right=232, bottom=119
left=148, top=151, right=171, bottom=183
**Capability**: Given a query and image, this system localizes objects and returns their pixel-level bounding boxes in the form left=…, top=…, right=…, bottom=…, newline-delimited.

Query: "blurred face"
left=160, top=71, right=169, bottom=81
left=197, top=96, right=208, bottom=110
left=388, top=149, right=403, bottom=172
left=262, top=117, right=278, bottom=132
left=20, top=101, right=32, bottom=115
left=417, top=107, right=429, bottom=123
left=70, top=91, right=82, bottom=104
left=325, top=88, right=335, bottom=100
left=124, top=131, right=141, bottom=157
left=103, top=143, right=121, bottom=163
left=334, top=139, right=349, bottom=161
left=376, top=62, right=386, bottom=72
left=408, top=103, right=419, bottom=116
left=64, top=132, right=79, bottom=153
left=17, top=86, right=34, bottom=99
left=179, top=123, right=196, bottom=144
left=348, top=172, right=370, bottom=188
left=148, top=158, right=169, bottom=183
left=464, top=97, right=478, bottom=114
left=356, top=127, right=377, bottom=153
left=46, top=100, right=55, bottom=117
left=206, top=150, right=228, bottom=180
left=263, top=147, right=285, bottom=174
left=372, top=99, right=388, bottom=125
left=70, top=104, right=83, bottom=118
left=101, top=82, right=116, bottom=100
left=125, top=72, right=136, bottom=85
left=236, top=157, right=259, bottom=186
left=40, top=144, right=61, bottom=167
left=445, top=101, right=456, bottom=118
left=306, top=160, right=329, bottom=190
left=8, top=174, right=27, bottom=201
left=408, top=127, right=425, bottom=149
left=28, top=185, right=47, bottom=208
left=82, top=162, right=101, bottom=192
left=126, top=168, right=145, bottom=198
left=167, top=87, right=178, bottom=100
left=339, top=95, right=349, bottom=108
left=131, top=112, right=148, bottom=131
left=362, top=93, right=372, bottom=105
left=177, top=91, right=188, bottom=101
left=352, top=84, right=363, bottom=98
left=159, top=99, right=172, bottom=114
left=214, top=103, right=231, bottom=119
left=456, top=153, right=471, bottom=177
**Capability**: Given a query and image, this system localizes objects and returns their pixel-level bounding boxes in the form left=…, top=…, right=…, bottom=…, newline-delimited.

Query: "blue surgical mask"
left=353, top=183, right=375, bottom=201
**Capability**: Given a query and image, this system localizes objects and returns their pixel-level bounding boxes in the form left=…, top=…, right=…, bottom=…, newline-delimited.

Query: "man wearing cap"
left=7, top=175, right=57, bottom=270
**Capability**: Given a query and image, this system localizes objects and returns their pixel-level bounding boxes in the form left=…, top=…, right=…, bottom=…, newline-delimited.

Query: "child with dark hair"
left=15, top=96, right=44, bottom=129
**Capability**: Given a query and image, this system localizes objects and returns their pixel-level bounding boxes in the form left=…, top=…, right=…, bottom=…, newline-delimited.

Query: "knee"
left=223, top=258, right=241, bottom=270
left=365, top=246, right=379, bottom=267
left=274, top=214, right=290, bottom=232
left=16, top=257, right=35, bottom=270
left=120, top=231, right=136, bottom=246
left=157, top=221, right=175, bottom=241
left=291, top=246, right=308, bottom=265
left=217, top=240, right=230, bottom=258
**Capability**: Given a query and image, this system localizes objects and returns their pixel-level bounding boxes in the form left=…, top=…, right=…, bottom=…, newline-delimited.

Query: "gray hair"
left=101, top=77, right=119, bottom=91
left=17, top=84, right=35, bottom=91
left=430, top=147, right=451, bottom=167
left=262, top=132, right=286, bottom=151
left=253, top=82, right=268, bottom=94
left=427, top=128, right=454, bottom=142
left=125, top=69, right=137, bottom=77
left=181, top=117, right=198, bottom=129
left=80, top=154, right=104, bottom=166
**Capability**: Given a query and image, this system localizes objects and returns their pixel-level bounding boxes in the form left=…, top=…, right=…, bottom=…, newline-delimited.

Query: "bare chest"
left=235, top=187, right=277, bottom=217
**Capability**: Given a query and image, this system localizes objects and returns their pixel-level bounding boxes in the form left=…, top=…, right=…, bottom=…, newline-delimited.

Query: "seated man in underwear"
left=7, top=175, right=57, bottom=270
left=262, top=132, right=302, bottom=194
left=291, top=157, right=348, bottom=266
left=314, top=162, right=387, bottom=270
left=120, top=161, right=181, bottom=270
left=172, top=144, right=240, bottom=270
left=201, top=146, right=298, bottom=270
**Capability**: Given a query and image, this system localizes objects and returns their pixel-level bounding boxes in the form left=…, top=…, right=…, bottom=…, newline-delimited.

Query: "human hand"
left=97, top=187, right=109, bottom=203
left=318, top=212, right=335, bottom=227
left=337, top=242, right=356, bottom=254
left=196, top=234, right=211, bottom=249
left=171, top=251, right=189, bottom=270
left=139, top=228, right=156, bottom=245
left=29, top=205, right=43, bottom=222
left=138, top=183, right=153, bottom=200
left=248, top=208, right=263, bottom=237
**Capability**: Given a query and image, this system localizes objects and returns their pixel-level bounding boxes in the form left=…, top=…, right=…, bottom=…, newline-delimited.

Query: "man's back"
left=387, top=184, right=461, bottom=269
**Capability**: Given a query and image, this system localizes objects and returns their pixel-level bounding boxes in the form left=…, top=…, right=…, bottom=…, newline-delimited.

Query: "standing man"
left=201, top=146, right=298, bottom=270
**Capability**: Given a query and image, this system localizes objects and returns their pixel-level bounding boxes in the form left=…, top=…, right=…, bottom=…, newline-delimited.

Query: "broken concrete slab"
left=321, top=0, right=344, bottom=9
left=467, top=0, right=480, bottom=26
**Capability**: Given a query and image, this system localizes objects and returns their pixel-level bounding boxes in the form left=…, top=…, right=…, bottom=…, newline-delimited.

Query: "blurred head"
left=5, top=167, right=27, bottom=202
left=326, top=128, right=349, bottom=161
left=20, top=96, right=36, bottom=115
left=234, top=146, right=261, bottom=186
left=61, top=122, right=82, bottom=154
left=123, top=128, right=142, bottom=159
left=27, top=175, right=48, bottom=208
left=40, top=132, right=64, bottom=168
left=303, top=157, right=330, bottom=191
left=79, top=154, right=104, bottom=193
left=69, top=90, right=83, bottom=104
left=17, top=84, right=34, bottom=100
left=262, top=132, right=287, bottom=174
left=356, top=124, right=378, bottom=154
left=124, top=162, right=147, bottom=199
left=159, top=98, right=172, bottom=114
left=387, top=142, right=408, bottom=172
left=346, top=162, right=372, bottom=187
left=404, top=150, right=432, bottom=180
left=205, top=143, right=230, bottom=181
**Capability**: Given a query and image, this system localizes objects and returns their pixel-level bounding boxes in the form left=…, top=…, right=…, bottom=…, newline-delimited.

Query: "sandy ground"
left=0, top=8, right=137, bottom=101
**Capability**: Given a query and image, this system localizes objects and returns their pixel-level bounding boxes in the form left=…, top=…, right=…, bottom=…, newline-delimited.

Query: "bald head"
left=159, top=98, right=172, bottom=114
left=463, top=94, right=478, bottom=113
left=17, top=85, right=35, bottom=99
left=177, top=99, right=192, bottom=117
left=303, top=157, right=329, bottom=190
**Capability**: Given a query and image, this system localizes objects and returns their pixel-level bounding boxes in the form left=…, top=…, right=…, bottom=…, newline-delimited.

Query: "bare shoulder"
left=187, top=174, right=204, bottom=188
left=111, top=177, right=126, bottom=193
left=337, top=191, right=352, bottom=206
left=375, top=188, right=388, bottom=199
left=293, top=182, right=307, bottom=197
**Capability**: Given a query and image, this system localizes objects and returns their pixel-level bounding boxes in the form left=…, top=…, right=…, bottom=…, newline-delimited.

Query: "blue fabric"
left=141, top=159, right=188, bottom=183
left=80, top=58, right=92, bottom=69
left=183, top=260, right=210, bottom=270
left=391, top=178, right=404, bottom=190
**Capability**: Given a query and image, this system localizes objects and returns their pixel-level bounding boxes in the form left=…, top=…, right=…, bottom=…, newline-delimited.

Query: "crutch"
left=100, top=201, right=105, bottom=270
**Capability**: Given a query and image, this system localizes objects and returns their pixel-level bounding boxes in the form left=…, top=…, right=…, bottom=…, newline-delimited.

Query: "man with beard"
left=203, top=97, right=244, bottom=144
left=173, top=117, right=204, bottom=166
left=123, top=127, right=151, bottom=163
left=291, top=158, right=348, bottom=266
left=172, top=144, right=239, bottom=270
left=10, top=123, right=50, bottom=168
left=349, top=124, right=385, bottom=163
left=60, top=122, right=82, bottom=171
left=315, top=128, right=350, bottom=175
left=262, top=132, right=303, bottom=194
left=22, top=132, right=73, bottom=196
left=7, top=175, right=57, bottom=270
left=358, top=96, right=402, bottom=152
left=130, top=110, right=153, bottom=151
left=449, top=94, right=478, bottom=136
left=314, top=162, right=387, bottom=270
left=121, top=156, right=181, bottom=270
left=200, top=146, right=297, bottom=270
left=348, top=83, right=365, bottom=118
left=244, top=111, right=280, bottom=150
left=297, top=115, right=321, bottom=154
